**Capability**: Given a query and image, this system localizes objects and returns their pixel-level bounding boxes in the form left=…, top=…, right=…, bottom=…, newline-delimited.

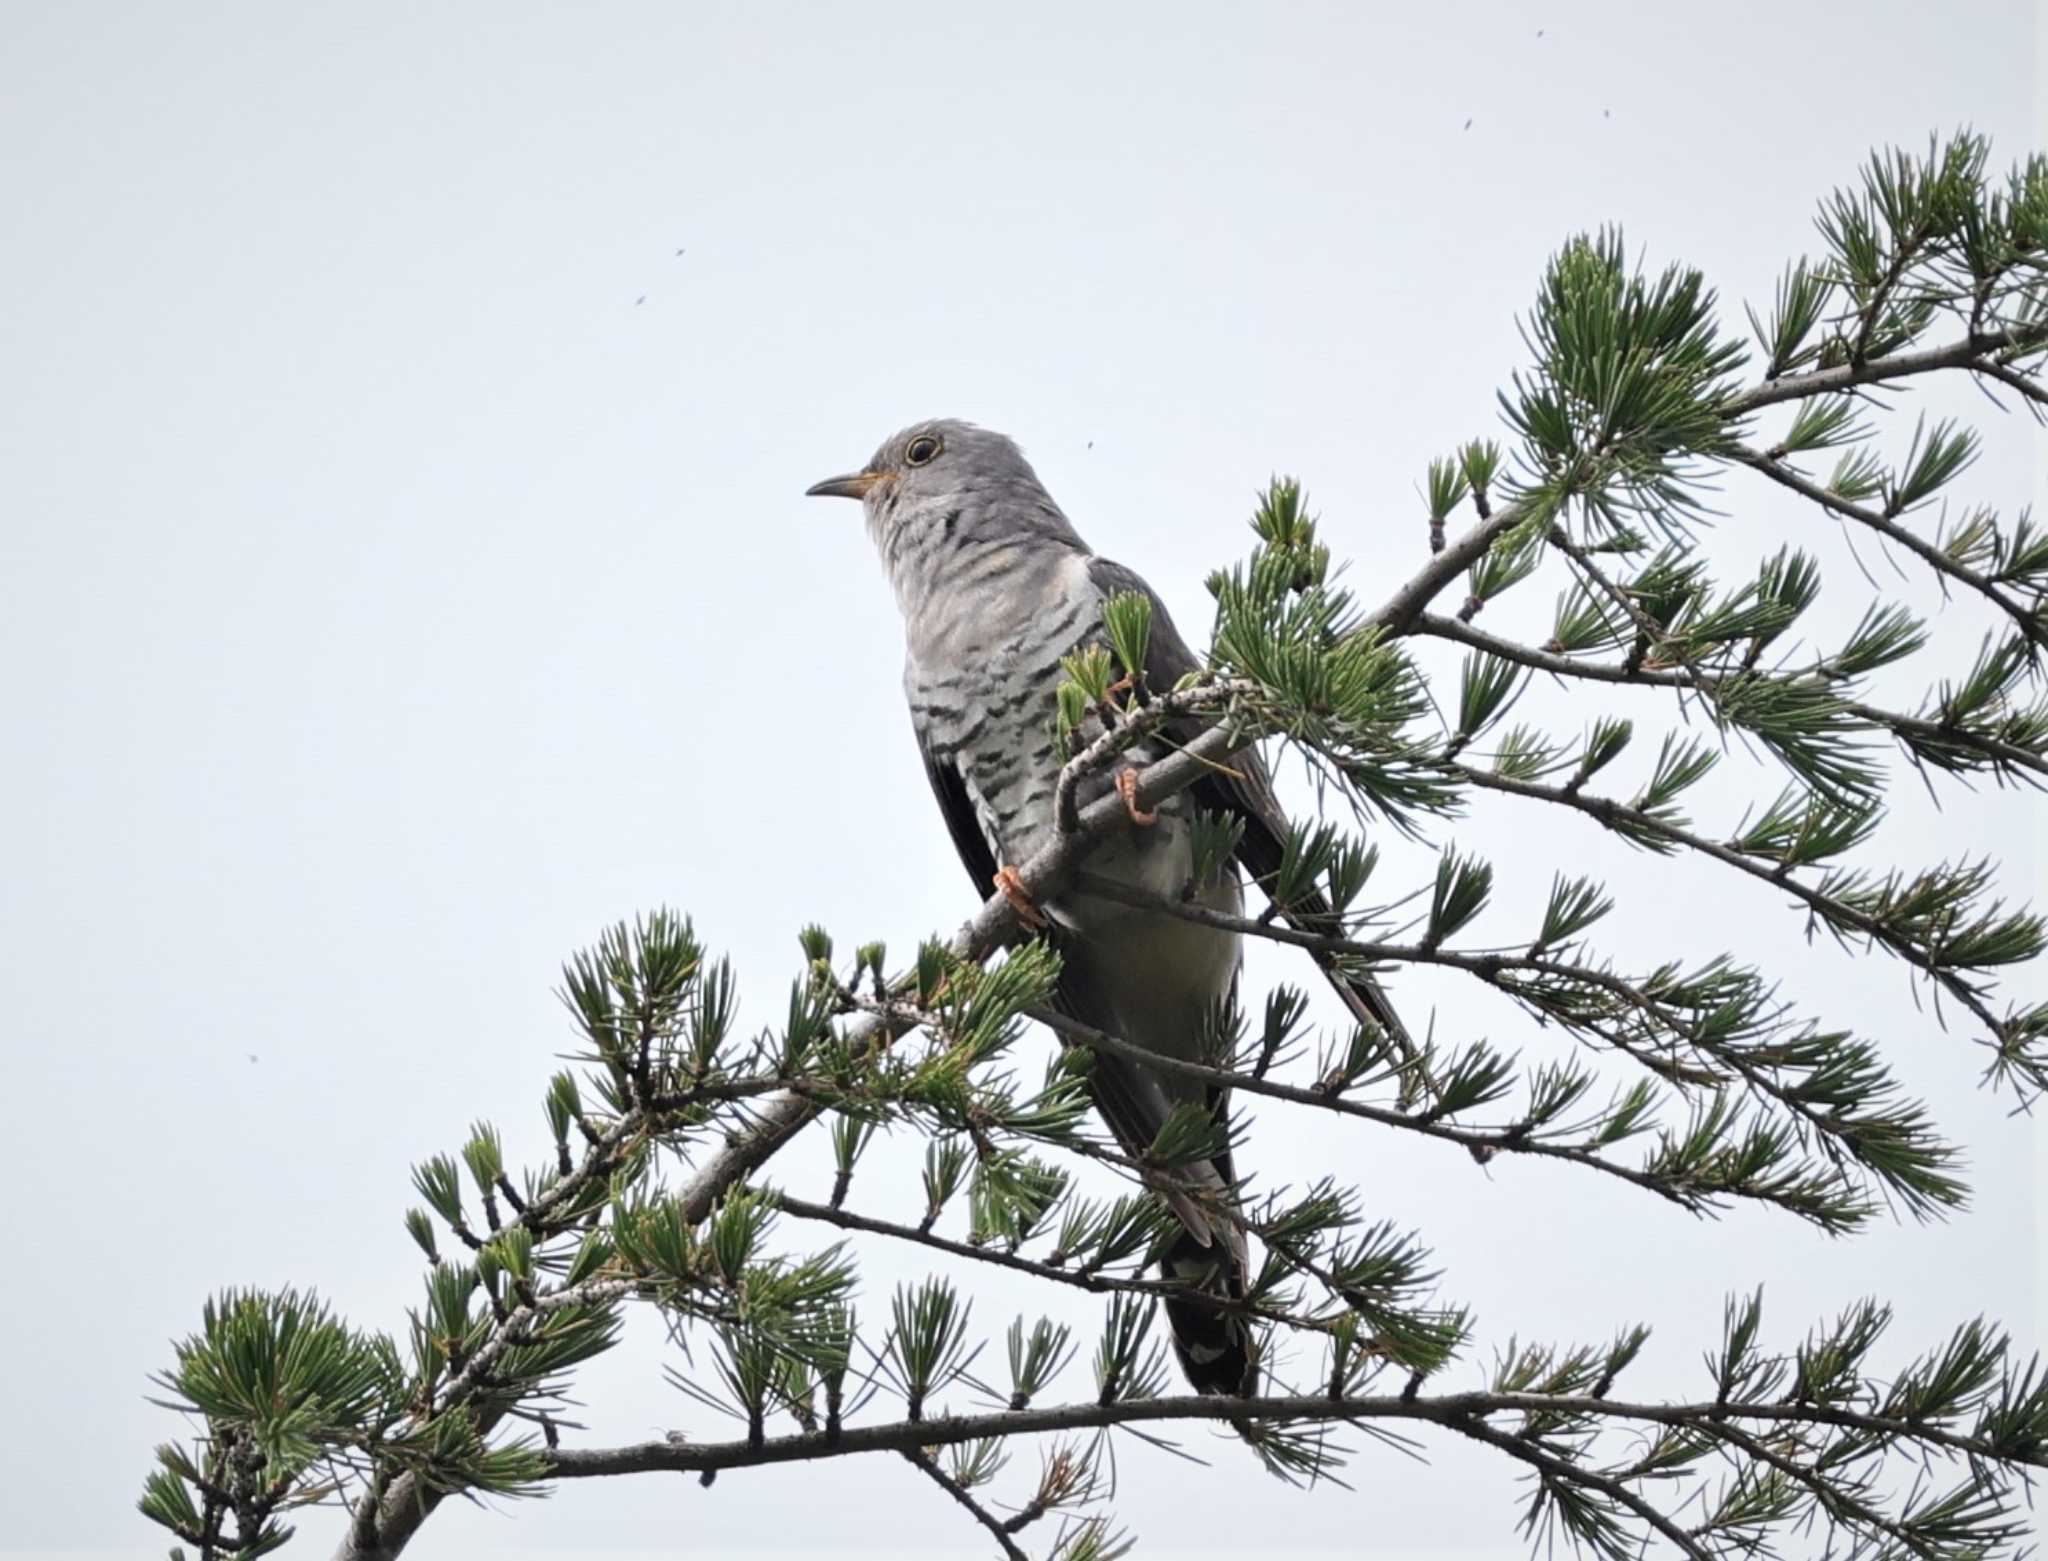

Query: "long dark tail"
left=1160, top=1227, right=1259, bottom=1396
left=1055, top=960, right=1264, bottom=1397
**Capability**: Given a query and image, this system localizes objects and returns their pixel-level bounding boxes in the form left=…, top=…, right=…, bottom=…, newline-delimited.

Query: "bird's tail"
left=1068, top=999, right=1261, bottom=1395
left=1160, top=1225, right=1260, bottom=1396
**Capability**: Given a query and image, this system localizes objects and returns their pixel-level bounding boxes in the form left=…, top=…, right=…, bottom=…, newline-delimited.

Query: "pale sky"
left=2, top=2, right=2043, bottom=1557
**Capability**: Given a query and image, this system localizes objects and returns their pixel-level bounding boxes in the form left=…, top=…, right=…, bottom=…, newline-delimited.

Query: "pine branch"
left=1730, top=443, right=2046, bottom=649
left=853, top=969, right=1648, bottom=1253
left=1443, top=1404, right=1713, bottom=1561
left=904, top=1447, right=1030, bottom=1561
left=1694, top=1415, right=1927, bottom=1556
left=1023, top=1002, right=1717, bottom=1213
left=329, top=721, right=1263, bottom=1561
left=1971, top=356, right=2048, bottom=410
left=768, top=1190, right=1303, bottom=1330
left=1382, top=323, right=2048, bottom=641
left=1412, top=613, right=2048, bottom=784
left=1450, top=760, right=2015, bottom=1049
left=1047, top=880, right=1946, bottom=1228
left=1052, top=676, right=1263, bottom=834
left=1724, top=323, right=2048, bottom=415
left=1371, top=493, right=1545, bottom=634
left=540, top=1381, right=2048, bottom=1537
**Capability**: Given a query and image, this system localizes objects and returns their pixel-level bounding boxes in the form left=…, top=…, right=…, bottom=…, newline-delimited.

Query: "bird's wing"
left=1085, top=558, right=1412, bottom=1049
left=908, top=609, right=1240, bottom=1232
left=1061, top=950, right=1242, bottom=1221
left=914, top=739, right=1000, bottom=898
left=905, top=575, right=1259, bottom=1391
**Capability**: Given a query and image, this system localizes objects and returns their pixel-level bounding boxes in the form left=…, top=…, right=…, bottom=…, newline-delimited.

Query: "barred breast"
left=904, top=558, right=1234, bottom=962
left=905, top=558, right=1098, bottom=869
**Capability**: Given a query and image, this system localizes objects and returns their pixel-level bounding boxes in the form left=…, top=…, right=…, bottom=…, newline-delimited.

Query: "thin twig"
left=902, top=1448, right=1029, bottom=1561
left=769, top=1191, right=1309, bottom=1329
left=1972, top=357, right=2048, bottom=412
left=1730, top=443, right=2045, bottom=648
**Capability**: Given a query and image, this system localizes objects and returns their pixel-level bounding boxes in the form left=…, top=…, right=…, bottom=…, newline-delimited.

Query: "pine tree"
left=142, top=132, right=2048, bottom=1561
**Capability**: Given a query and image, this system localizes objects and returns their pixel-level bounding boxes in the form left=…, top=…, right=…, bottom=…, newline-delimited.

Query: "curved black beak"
left=805, top=471, right=881, bottom=500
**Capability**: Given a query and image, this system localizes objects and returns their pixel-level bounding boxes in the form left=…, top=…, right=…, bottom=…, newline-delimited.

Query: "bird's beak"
left=805, top=470, right=881, bottom=500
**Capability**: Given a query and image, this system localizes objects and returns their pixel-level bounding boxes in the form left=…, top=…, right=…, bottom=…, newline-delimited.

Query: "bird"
left=809, top=419, right=1409, bottom=1396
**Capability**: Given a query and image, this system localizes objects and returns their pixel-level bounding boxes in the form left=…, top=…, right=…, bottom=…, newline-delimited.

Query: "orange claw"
left=1116, top=767, right=1158, bottom=826
left=993, top=866, right=1050, bottom=930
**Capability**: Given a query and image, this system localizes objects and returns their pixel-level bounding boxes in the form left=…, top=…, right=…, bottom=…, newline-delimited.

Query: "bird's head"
left=807, top=419, right=1085, bottom=613
left=805, top=418, right=1033, bottom=511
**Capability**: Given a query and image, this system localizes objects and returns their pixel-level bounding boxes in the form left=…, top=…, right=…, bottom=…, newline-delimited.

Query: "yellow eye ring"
left=905, top=434, right=942, bottom=466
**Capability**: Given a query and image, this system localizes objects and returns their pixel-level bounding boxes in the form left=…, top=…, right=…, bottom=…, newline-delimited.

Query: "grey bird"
left=809, top=419, right=1407, bottom=1396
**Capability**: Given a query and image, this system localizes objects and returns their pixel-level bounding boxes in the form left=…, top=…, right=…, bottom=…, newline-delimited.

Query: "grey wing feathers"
left=911, top=719, right=1194, bottom=1181
left=1060, top=957, right=1240, bottom=1204
left=1085, top=558, right=1412, bottom=1048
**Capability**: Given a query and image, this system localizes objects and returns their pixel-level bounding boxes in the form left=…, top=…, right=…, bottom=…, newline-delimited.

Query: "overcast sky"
left=2, top=2, right=2044, bottom=1557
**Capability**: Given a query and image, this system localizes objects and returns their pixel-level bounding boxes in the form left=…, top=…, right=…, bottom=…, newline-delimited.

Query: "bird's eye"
left=905, top=434, right=942, bottom=466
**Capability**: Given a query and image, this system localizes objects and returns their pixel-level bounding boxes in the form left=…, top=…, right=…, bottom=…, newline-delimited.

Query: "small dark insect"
left=636, top=295, right=647, bottom=305
left=1087, top=440, right=1095, bottom=449
left=1464, top=118, right=1473, bottom=130
left=248, top=1054, right=259, bottom=1063
left=674, top=248, right=686, bottom=257
left=1536, top=27, right=1545, bottom=36
left=1603, top=109, right=1611, bottom=118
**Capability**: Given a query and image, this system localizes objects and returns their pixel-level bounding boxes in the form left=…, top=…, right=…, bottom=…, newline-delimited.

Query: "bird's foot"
left=993, top=866, right=1050, bottom=930
left=1116, top=767, right=1158, bottom=826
